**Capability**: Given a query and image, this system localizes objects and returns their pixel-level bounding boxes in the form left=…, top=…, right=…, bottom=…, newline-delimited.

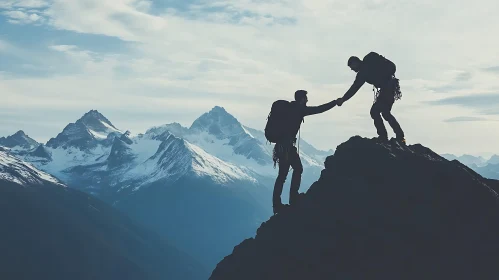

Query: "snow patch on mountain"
left=186, top=142, right=256, bottom=184
left=28, top=145, right=111, bottom=181
left=0, top=149, right=63, bottom=187
left=181, top=131, right=272, bottom=176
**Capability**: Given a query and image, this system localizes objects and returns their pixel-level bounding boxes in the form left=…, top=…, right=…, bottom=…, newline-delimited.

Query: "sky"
left=1, top=0, right=498, bottom=157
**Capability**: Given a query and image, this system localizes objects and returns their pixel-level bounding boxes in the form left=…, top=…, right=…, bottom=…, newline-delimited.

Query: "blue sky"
left=1, top=0, right=499, bottom=156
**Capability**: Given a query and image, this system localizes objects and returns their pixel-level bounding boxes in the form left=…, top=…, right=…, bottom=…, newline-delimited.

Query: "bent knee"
left=381, top=111, right=393, bottom=119
left=370, top=109, right=381, bottom=119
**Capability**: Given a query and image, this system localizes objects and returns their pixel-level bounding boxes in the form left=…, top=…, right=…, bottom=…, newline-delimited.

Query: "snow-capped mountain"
left=9, top=107, right=331, bottom=203
left=0, top=130, right=39, bottom=151
left=6, top=107, right=332, bottom=272
left=146, top=106, right=327, bottom=178
left=0, top=146, right=62, bottom=187
left=46, top=109, right=122, bottom=150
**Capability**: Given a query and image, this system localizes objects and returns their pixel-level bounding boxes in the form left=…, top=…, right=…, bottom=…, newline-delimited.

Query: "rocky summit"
left=210, top=136, right=499, bottom=280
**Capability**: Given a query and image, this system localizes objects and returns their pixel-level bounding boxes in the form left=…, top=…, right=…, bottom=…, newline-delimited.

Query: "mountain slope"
left=0, top=147, right=61, bottom=186
left=210, top=136, right=499, bottom=280
left=0, top=149, right=207, bottom=280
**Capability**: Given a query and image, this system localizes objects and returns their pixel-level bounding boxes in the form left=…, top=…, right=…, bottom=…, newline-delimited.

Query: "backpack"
left=264, top=100, right=293, bottom=143
left=364, top=52, right=396, bottom=78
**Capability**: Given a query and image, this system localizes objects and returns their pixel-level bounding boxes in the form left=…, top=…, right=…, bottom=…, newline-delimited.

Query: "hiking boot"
left=395, top=136, right=406, bottom=145
left=372, top=136, right=388, bottom=143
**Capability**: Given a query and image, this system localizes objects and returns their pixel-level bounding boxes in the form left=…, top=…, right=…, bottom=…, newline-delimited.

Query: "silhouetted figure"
left=265, top=90, right=337, bottom=214
left=336, top=52, right=405, bottom=144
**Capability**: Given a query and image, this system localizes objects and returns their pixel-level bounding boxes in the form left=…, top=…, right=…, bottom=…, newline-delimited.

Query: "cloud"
left=455, top=71, right=472, bottom=82
left=0, top=0, right=49, bottom=9
left=483, top=66, right=499, bottom=73
left=427, top=84, right=470, bottom=93
left=49, top=44, right=78, bottom=52
left=3, top=10, right=45, bottom=24
left=444, top=116, right=489, bottom=122
left=427, top=93, right=499, bottom=107
left=426, top=93, right=499, bottom=115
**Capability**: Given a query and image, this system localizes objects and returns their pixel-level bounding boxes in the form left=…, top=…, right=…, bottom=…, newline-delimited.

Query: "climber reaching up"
left=265, top=90, right=337, bottom=215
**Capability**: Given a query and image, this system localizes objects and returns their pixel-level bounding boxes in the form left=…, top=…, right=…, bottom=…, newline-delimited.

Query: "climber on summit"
left=264, top=90, right=337, bottom=215
left=336, top=52, right=405, bottom=144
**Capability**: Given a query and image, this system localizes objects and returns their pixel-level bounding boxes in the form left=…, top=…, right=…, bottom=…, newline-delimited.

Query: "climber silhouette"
left=267, top=90, right=337, bottom=215
left=336, top=52, right=405, bottom=144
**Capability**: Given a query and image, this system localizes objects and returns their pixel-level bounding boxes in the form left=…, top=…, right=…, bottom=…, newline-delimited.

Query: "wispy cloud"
left=426, top=93, right=499, bottom=115
left=0, top=0, right=49, bottom=9
left=483, top=66, right=499, bottom=73
left=444, top=116, right=489, bottom=122
left=3, top=10, right=45, bottom=24
left=455, top=71, right=472, bottom=82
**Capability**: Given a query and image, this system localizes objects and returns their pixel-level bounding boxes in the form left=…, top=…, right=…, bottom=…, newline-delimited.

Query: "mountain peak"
left=190, top=106, right=242, bottom=137
left=78, top=110, right=118, bottom=131
left=0, top=130, right=39, bottom=149
left=210, top=106, right=228, bottom=113
left=13, top=130, right=27, bottom=137
left=46, top=110, right=121, bottom=149
left=211, top=136, right=499, bottom=279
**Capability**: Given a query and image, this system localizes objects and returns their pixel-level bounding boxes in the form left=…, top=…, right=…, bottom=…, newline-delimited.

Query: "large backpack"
left=364, top=52, right=396, bottom=78
left=264, top=100, right=293, bottom=143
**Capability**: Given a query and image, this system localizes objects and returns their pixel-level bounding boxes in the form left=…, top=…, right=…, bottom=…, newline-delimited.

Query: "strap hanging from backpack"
left=373, top=85, right=380, bottom=103
left=298, top=128, right=301, bottom=155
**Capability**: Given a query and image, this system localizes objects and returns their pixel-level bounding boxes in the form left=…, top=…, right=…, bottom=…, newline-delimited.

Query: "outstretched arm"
left=340, top=74, right=365, bottom=103
left=304, top=100, right=337, bottom=116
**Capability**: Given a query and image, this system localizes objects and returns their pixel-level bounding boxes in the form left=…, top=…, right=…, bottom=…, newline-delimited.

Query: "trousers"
left=272, top=145, right=303, bottom=206
left=370, top=81, right=404, bottom=139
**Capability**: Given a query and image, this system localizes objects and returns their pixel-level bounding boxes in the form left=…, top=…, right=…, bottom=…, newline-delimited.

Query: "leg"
left=273, top=156, right=291, bottom=207
left=288, top=147, right=303, bottom=205
left=380, top=98, right=404, bottom=139
left=370, top=101, right=388, bottom=139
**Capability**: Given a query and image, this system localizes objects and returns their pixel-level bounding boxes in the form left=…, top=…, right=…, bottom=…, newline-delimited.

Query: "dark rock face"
left=210, top=136, right=499, bottom=280
left=107, top=137, right=135, bottom=169
left=29, top=144, right=52, bottom=160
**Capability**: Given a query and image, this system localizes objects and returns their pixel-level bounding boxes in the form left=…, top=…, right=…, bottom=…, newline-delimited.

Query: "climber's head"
left=294, top=90, right=308, bottom=105
left=348, top=56, right=362, bottom=72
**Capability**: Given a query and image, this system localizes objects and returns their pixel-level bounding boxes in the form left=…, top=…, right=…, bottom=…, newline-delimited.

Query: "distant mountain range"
left=441, top=153, right=499, bottom=179
left=1, top=106, right=331, bottom=270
